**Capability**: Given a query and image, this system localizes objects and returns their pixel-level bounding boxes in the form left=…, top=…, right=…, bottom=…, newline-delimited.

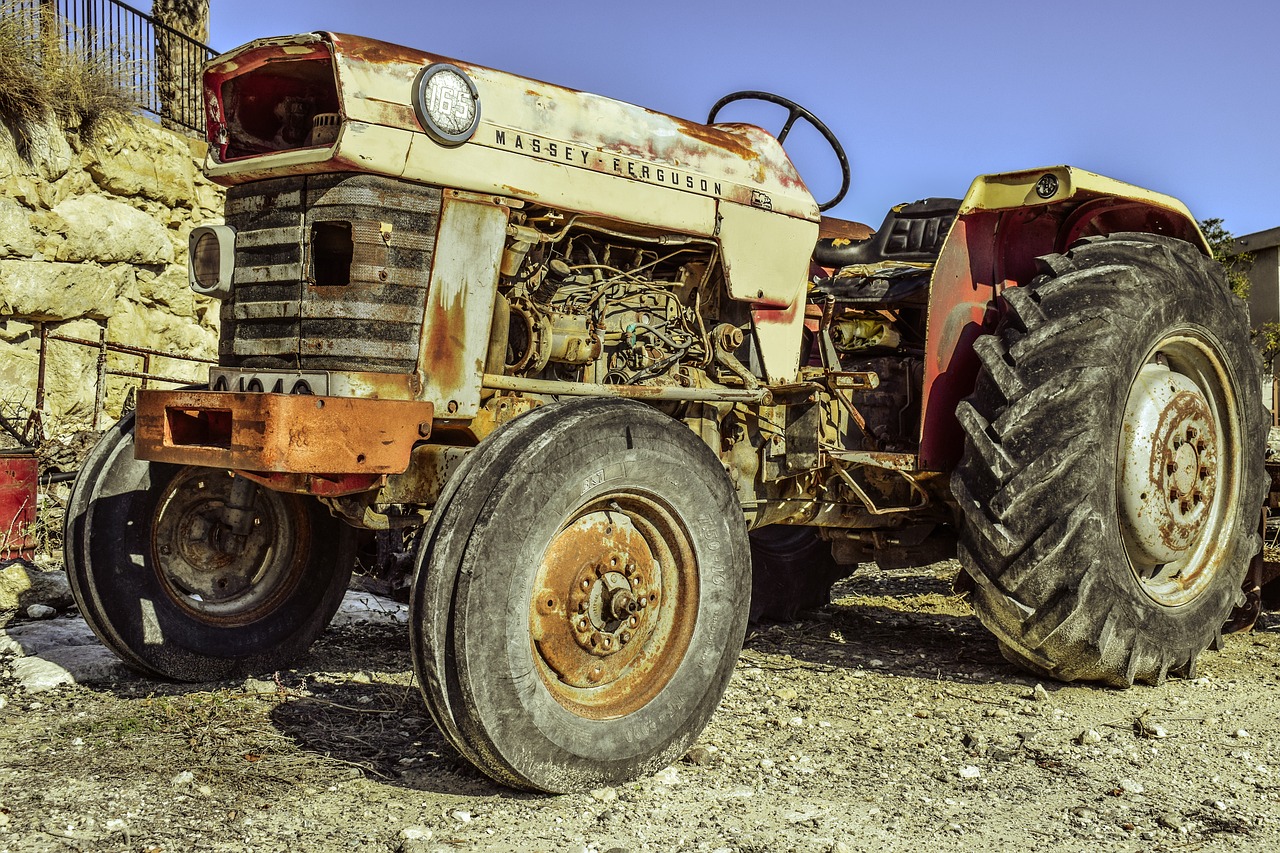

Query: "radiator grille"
left=221, top=174, right=442, bottom=373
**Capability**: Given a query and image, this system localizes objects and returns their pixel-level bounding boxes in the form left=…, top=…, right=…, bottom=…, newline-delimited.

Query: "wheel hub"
left=533, top=511, right=662, bottom=686
left=1118, top=362, right=1218, bottom=569
left=151, top=469, right=300, bottom=624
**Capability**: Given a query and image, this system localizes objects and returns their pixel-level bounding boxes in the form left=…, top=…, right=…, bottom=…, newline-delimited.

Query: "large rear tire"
left=410, top=397, right=751, bottom=792
left=953, top=234, right=1267, bottom=686
left=65, top=414, right=355, bottom=681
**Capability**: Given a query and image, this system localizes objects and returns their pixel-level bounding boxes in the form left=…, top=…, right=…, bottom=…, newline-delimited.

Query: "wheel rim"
left=151, top=469, right=308, bottom=626
left=1116, top=332, right=1241, bottom=606
left=529, top=492, right=698, bottom=720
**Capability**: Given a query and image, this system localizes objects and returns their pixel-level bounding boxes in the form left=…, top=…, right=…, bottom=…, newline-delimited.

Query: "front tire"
left=953, top=234, right=1267, bottom=686
left=65, top=414, right=355, bottom=681
left=411, top=398, right=751, bottom=792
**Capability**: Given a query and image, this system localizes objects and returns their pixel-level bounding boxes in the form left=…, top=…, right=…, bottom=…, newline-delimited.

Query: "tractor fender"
left=918, top=165, right=1208, bottom=471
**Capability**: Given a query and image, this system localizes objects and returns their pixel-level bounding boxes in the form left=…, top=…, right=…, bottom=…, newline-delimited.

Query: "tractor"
left=66, top=31, right=1267, bottom=792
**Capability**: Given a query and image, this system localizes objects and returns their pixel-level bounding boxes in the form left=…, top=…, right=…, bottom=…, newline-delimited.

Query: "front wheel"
left=65, top=414, right=355, bottom=681
left=411, top=398, right=751, bottom=792
left=953, top=234, right=1267, bottom=686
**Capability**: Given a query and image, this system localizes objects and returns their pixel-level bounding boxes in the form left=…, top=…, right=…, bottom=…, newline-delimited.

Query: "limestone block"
left=50, top=195, right=175, bottom=265
left=0, top=260, right=129, bottom=321
left=83, top=119, right=197, bottom=208
left=0, top=198, right=37, bottom=258
left=39, top=317, right=106, bottom=428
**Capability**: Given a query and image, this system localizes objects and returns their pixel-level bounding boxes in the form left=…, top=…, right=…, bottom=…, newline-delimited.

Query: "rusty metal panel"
left=222, top=174, right=441, bottom=374
left=417, top=194, right=508, bottom=419
left=134, top=389, right=432, bottom=475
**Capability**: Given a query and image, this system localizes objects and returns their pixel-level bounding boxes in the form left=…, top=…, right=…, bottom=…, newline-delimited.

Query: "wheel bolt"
left=638, top=597, right=648, bottom=609
left=628, top=616, right=638, bottom=628
left=602, top=636, right=612, bottom=649
left=580, top=579, right=591, bottom=591
left=578, top=601, right=588, bottom=613
left=159, top=544, right=171, bottom=556
left=588, top=666, right=604, bottom=683
left=620, top=630, right=632, bottom=645
left=577, top=618, right=589, bottom=632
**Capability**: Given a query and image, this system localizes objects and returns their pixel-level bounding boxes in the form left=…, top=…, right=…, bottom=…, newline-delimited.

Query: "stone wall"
left=0, top=116, right=224, bottom=438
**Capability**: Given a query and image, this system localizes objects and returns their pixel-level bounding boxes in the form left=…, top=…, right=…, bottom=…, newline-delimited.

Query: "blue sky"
left=192, top=0, right=1278, bottom=238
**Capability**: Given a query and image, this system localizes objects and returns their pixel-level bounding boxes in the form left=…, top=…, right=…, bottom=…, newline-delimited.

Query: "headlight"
left=412, top=63, right=480, bottom=146
left=189, top=225, right=235, bottom=299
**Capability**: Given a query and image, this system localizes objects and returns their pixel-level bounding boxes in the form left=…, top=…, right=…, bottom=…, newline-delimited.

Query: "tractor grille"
left=221, top=174, right=442, bottom=373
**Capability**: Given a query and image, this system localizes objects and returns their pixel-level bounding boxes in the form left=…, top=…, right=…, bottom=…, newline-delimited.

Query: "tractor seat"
left=813, top=197, right=961, bottom=268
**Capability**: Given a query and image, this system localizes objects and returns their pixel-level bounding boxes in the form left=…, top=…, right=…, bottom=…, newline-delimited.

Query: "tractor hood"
left=201, top=32, right=820, bottom=226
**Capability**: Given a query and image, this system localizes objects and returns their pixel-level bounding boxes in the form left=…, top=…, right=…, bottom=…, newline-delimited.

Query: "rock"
left=242, top=678, right=277, bottom=695
left=9, top=644, right=132, bottom=691
left=1030, top=683, right=1050, bottom=702
left=83, top=121, right=198, bottom=209
left=0, top=198, right=37, bottom=258
left=1077, top=729, right=1103, bottom=745
left=397, top=826, right=433, bottom=853
left=0, top=562, right=74, bottom=615
left=590, top=787, right=618, bottom=803
left=450, top=810, right=472, bottom=823
left=683, top=745, right=716, bottom=767
left=330, top=591, right=411, bottom=626
left=1232, top=728, right=1250, bottom=739
left=653, top=766, right=682, bottom=786
left=1118, top=778, right=1145, bottom=795
left=171, top=770, right=195, bottom=787
left=49, top=196, right=175, bottom=265
left=958, top=765, right=981, bottom=780
left=1157, top=812, right=1186, bottom=831
left=776, top=686, right=798, bottom=702
left=0, top=260, right=128, bottom=321
left=24, top=604, right=55, bottom=619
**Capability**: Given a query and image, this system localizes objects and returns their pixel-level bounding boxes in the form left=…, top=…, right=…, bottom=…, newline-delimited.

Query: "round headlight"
left=413, top=63, right=480, bottom=146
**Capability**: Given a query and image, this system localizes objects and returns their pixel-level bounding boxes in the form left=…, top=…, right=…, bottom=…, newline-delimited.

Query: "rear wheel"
left=411, top=397, right=751, bottom=792
left=748, top=526, right=846, bottom=621
left=65, top=414, right=354, bottom=681
left=953, top=234, right=1267, bottom=686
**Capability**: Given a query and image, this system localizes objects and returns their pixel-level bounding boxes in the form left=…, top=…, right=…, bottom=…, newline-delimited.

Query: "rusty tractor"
left=66, top=32, right=1268, bottom=792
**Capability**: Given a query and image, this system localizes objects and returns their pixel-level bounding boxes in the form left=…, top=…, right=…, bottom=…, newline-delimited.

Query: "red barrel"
left=0, top=450, right=38, bottom=561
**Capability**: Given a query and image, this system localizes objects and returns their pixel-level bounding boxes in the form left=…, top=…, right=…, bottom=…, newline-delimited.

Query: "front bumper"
left=134, top=390, right=434, bottom=475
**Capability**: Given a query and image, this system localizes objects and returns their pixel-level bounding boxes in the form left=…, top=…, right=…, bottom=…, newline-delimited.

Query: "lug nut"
left=620, top=630, right=632, bottom=645
left=628, top=616, right=638, bottom=627
left=581, top=579, right=591, bottom=591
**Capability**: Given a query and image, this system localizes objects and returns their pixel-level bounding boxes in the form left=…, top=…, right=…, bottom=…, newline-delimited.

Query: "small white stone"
left=451, top=810, right=472, bottom=823
left=653, top=766, right=682, bottom=786
left=1233, top=729, right=1251, bottom=739
left=590, top=787, right=617, bottom=803
left=25, top=604, right=56, bottom=619
left=170, top=770, right=194, bottom=787
left=958, top=765, right=981, bottom=780
left=1077, top=729, right=1103, bottom=745
left=1118, top=778, right=1145, bottom=794
left=399, top=826, right=433, bottom=841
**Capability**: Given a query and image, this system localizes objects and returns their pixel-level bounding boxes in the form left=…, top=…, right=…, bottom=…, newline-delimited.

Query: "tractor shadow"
left=744, top=559, right=1034, bottom=688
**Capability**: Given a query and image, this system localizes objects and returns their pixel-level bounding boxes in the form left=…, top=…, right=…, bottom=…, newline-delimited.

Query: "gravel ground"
left=1, top=559, right=1278, bottom=853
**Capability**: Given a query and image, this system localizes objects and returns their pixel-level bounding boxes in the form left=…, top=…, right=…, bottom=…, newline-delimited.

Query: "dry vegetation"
left=0, top=2, right=136, bottom=152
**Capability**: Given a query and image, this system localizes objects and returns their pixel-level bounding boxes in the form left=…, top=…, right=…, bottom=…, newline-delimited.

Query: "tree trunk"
left=152, top=1, right=210, bottom=132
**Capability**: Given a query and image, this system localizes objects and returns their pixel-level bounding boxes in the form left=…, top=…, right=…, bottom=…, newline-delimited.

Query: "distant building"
left=1235, top=227, right=1280, bottom=329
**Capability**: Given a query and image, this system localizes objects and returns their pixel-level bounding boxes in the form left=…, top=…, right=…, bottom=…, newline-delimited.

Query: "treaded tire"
left=953, top=233, right=1267, bottom=686
left=65, top=414, right=355, bottom=681
left=410, top=397, right=751, bottom=792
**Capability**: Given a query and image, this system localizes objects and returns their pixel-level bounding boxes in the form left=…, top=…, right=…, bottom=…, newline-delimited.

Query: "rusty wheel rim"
left=151, top=469, right=308, bottom=626
left=530, top=492, right=698, bottom=719
left=1116, top=332, right=1241, bottom=607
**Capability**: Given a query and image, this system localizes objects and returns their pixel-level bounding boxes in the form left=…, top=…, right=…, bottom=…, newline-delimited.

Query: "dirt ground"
left=1, top=555, right=1278, bottom=853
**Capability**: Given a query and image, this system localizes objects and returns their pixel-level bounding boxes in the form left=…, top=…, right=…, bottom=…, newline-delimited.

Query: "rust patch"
left=135, top=390, right=432, bottom=476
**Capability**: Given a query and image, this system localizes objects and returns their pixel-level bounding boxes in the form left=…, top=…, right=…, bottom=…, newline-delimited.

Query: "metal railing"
left=19, top=321, right=217, bottom=442
left=7, top=0, right=216, bottom=135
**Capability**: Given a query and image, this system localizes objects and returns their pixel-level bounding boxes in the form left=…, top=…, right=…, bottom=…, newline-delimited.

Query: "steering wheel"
left=707, top=90, right=850, bottom=211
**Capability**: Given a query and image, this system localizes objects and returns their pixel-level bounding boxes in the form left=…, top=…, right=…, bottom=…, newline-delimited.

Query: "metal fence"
left=6, top=0, right=216, bottom=135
